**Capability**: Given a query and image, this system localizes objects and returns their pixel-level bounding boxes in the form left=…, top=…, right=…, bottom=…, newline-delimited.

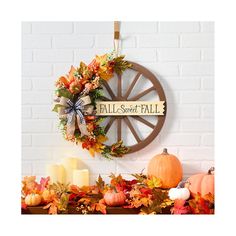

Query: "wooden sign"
left=96, top=101, right=165, bottom=116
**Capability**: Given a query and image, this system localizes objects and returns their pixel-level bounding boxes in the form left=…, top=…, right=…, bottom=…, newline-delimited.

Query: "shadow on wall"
left=114, top=69, right=178, bottom=169
left=156, top=72, right=178, bottom=145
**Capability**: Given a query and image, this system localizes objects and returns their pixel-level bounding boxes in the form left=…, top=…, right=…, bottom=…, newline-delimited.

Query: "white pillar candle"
left=57, top=165, right=66, bottom=184
left=46, top=164, right=66, bottom=184
left=72, top=169, right=89, bottom=187
left=62, top=158, right=79, bottom=184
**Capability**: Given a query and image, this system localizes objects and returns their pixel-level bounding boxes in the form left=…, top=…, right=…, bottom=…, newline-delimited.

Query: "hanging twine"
left=114, top=21, right=120, bottom=57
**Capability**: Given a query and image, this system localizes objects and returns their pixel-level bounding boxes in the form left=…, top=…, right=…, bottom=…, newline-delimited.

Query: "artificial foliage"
left=52, top=52, right=131, bottom=159
left=21, top=173, right=214, bottom=215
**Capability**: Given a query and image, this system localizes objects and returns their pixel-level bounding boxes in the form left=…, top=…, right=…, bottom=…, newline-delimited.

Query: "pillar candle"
left=72, top=169, right=89, bottom=187
left=57, top=165, right=66, bottom=184
left=62, top=158, right=79, bottom=184
left=46, top=164, right=66, bottom=184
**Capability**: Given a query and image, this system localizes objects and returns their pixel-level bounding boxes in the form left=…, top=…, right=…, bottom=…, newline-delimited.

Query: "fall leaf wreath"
left=53, top=52, right=131, bottom=159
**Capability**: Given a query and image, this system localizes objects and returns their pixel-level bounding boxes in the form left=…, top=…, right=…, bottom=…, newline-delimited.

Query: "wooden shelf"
left=21, top=205, right=171, bottom=214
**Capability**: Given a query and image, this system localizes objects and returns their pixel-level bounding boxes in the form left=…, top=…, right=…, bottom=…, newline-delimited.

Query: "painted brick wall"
left=22, top=21, right=214, bottom=184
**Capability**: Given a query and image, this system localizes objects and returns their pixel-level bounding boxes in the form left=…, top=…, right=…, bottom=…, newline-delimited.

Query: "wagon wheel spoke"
left=104, top=117, right=116, bottom=134
left=102, top=80, right=116, bottom=99
left=128, top=86, right=155, bottom=101
left=117, top=74, right=122, bottom=98
left=124, top=117, right=141, bottom=143
left=117, top=118, right=122, bottom=141
left=132, top=116, right=155, bottom=129
left=123, top=72, right=142, bottom=99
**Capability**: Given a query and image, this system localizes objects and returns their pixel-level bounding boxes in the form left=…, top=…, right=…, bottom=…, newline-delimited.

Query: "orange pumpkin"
left=41, top=189, right=55, bottom=203
left=147, top=148, right=183, bottom=189
left=186, top=167, right=214, bottom=197
left=104, top=189, right=126, bottom=207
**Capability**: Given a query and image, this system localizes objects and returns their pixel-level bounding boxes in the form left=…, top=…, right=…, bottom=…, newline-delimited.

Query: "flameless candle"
left=46, top=164, right=66, bottom=184
left=72, top=169, right=89, bottom=187
left=62, top=158, right=79, bottom=184
left=57, top=165, right=66, bottom=184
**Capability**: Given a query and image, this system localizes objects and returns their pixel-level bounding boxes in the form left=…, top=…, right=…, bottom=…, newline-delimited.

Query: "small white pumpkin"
left=168, top=181, right=190, bottom=200
left=25, top=193, right=42, bottom=206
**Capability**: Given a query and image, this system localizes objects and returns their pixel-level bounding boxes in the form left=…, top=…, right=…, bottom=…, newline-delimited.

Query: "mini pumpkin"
left=147, top=148, right=183, bottom=189
left=104, top=189, right=126, bottom=207
left=41, top=189, right=55, bottom=203
left=186, top=167, right=214, bottom=197
left=25, top=193, right=42, bottom=206
left=168, top=181, right=190, bottom=200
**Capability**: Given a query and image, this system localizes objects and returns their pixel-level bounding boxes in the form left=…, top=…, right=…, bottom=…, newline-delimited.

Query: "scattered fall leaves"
left=171, top=193, right=214, bottom=214
left=188, top=193, right=214, bottom=214
left=22, top=174, right=214, bottom=215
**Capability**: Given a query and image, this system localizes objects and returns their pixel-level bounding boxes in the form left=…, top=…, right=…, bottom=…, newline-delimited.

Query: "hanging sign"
left=96, top=101, right=165, bottom=116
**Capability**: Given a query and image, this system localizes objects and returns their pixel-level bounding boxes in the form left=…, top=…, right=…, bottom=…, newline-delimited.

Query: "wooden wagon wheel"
left=101, top=61, right=167, bottom=154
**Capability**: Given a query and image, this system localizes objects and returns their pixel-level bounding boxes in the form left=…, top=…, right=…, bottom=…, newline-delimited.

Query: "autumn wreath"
left=53, top=52, right=131, bottom=158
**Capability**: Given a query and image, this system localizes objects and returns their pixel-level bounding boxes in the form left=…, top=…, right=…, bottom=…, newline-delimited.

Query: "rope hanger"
left=114, top=21, right=120, bottom=56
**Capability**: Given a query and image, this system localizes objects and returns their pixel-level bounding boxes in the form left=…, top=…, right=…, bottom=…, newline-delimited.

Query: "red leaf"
left=21, top=202, right=27, bottom=210
left=128, top=179, right=138, bottom=185
left=140, top=188, right=152, bottom=196
left=188, top=193, right=214, bottom=214
left=69, top=193, right=77, bottom=201
left=38, top=176, right=50, bottom=192
left=171, top=199, right=189, bottom=214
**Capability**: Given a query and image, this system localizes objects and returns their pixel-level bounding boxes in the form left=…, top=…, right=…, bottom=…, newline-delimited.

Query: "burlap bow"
left=56, top=95, right=94, bottom=137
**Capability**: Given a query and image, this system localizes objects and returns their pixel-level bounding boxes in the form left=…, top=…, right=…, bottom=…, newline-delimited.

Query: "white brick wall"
left=159, top=22, right=200, bottom=33
left=53, top=35, right=94, bottom=48
left=22, top=35, right=52, bottom=48
left=22, top=21, right=214, bottom=182
left=138, top=34, right=179, bottom=47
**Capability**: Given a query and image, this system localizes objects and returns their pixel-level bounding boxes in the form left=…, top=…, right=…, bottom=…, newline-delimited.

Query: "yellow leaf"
left=203, top=193, right=214, bottom=203
left=95, top=54, right=107, bottom=64
left=89, top=148, right=95, bottom=157
left=147, top=176, right=162, bottom=189
left=97, top=135, right=108, bottom=143
left=98, top=71, right=113, bottom=81
left=140, top=197, right=152, bottom=207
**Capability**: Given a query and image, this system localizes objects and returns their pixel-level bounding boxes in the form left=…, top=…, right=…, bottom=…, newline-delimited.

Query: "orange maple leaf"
left=43, top=202, right=58, bottom=214
left=57, top=66, right=77, bottom=87
left=94, top=199, right=107, bottom=214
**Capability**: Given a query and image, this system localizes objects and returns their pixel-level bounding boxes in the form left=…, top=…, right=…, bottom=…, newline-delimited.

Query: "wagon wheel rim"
left=101, top=61, right=167, bottom=154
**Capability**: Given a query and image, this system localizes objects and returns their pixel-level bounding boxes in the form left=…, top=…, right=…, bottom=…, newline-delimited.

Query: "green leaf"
left=93, top=126, right=106, bottom=136
left=52, top=104, right=64, bottom=113
left=96, top=117, right=106, bottom=124
left=56, top=88, right=73, bottom=99
left=131, top=172, right=147, bottom=183
left=113, top=56, right=132, bottom=75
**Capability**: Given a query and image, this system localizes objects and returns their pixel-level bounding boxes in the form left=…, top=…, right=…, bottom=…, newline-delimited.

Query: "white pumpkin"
left=168, top=181, right=190, bottom=200
left=25, top=193, right=42, bottom=206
